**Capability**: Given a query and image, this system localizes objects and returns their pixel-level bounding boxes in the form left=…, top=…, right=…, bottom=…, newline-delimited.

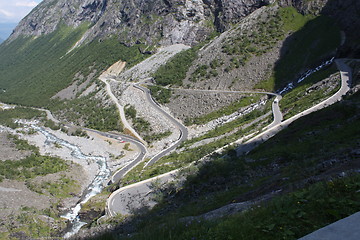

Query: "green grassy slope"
left=0, top=24, right=147, bottom=107
left=256, top=8, right=341, bottom=91
left=95, top=90, right=360, bottom=240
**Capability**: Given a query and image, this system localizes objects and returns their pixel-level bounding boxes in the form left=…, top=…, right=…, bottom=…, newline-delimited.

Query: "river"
left=33, top=126, right=111, bottom=238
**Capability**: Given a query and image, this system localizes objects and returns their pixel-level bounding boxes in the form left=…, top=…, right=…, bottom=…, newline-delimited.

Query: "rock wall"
left=9, top=0, right=270, bottom=47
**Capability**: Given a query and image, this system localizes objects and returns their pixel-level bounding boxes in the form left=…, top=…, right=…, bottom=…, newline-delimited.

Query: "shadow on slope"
left=273, top=15, right=340, bottom=90
left=256, top=9, right=341, bottom=92
left=320, top=0, right=360, bottom=58
left=88, top=91, right=360, bottom=240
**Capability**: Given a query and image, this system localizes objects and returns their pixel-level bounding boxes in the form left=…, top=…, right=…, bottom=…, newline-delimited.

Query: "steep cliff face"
left=9, top=0, right=268, bottom=46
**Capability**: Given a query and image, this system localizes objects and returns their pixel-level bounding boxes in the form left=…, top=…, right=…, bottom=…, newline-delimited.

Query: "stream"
left=33, top=126, right=111, bottom=238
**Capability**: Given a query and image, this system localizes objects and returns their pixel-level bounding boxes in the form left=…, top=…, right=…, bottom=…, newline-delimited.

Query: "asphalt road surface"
left=134, top=84, right=189, bottom=167
left=107, top=59, right=352, bottom=217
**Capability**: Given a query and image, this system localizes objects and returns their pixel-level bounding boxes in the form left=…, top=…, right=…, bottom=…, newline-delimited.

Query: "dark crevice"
left=163, top=0, right=172, bottom=8
left=213, top=0, right=225, bottom=32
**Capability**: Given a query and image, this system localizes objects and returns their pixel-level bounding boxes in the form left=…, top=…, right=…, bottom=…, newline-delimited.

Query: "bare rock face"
left=9, top=0, right=269, bottom=46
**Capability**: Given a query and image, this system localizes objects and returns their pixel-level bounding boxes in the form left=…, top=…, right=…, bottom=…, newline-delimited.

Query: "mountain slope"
left=0, top=0, right=360, bottom=239
left=0, top=23, right=146, bottom=106
left=0, top=0, right=273, bottom=112
left=9, top=0, right=266, bottom=47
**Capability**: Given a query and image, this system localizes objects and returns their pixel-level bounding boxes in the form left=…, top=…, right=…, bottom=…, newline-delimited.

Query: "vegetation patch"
left=0, top=136, right=68, bottom=182
left=280, top=65, right=340, bottom=119
left=49, top=88, right=123, bottom=132
left=122, top=174, right=360, bottom=240
left=221, top=7, right=310, bottom=73
left=0, top=153, right=68, bottom=182
left=26, top=175, right=79, bottom=198
left=184, top=95, right=262, bottom=126
left=0, top=24, right=148, bottom=107
left=256, top=11, right=341, bottom=91
left=144, top=131, right=172, bottom=144
left=148, top=85, right=172, bottom=104
left=153, top=46, right=200, bottom=86
left=124, top=104, right=155, bottom=142
left=0, top=107, right=44, bottom=129
left=1, top=205, right=66, bottom=240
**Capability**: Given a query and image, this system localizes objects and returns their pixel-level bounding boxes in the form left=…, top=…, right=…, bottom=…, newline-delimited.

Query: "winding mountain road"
left=106, top=59, right=352, bottom=217
left=167, top=87, right=283, bottom=129
left=134, top=84, right=189, bottom=167
left=236, top=58, right=351, bottom=155
left=106, top=90, right=283, bottom=216
left=82, top=128, right=147, bottom=184
left=99, top=76, right=147, bottom=145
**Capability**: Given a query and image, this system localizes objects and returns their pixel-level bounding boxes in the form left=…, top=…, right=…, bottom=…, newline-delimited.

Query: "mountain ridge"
left=0, top=0, right=360, bottom=239
left=9, top=0, right=269, bottom=47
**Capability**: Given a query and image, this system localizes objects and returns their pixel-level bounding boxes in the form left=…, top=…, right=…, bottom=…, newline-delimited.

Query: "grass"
left=254, top=10, right=341, bottom=91
left=0, top=24, right=148, bottom=107
left=0, top=107, right=44, bottom=129
left=184, top=95, right=262, bottom=126
left=280, top=65, right=340, bottom=119
left=153, top=45, right=201, bottom=86
left=123, top=174, right=360, bottom=240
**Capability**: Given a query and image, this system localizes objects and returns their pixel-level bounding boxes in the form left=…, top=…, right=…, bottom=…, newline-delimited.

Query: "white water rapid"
left=33, top=126, right=111, bottom=238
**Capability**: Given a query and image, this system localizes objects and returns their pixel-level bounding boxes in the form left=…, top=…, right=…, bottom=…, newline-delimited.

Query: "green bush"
left=153, top=46, right=200, bottom=86
left=0, top=107, right=44, bottom=129
left=49, top=91, right=123, bottom=132
left=0, top=154, right=68, bottom=182
left=125, top=105, right=137, bottom=119
left=148, top=85, right=172, bottom=104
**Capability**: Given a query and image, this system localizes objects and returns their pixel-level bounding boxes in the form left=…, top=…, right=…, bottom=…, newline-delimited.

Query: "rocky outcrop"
left=9, top=0, right=272, bottom=47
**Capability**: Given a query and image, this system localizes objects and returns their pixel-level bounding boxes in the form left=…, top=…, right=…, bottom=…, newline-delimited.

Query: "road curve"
left=106, top=90, right=283, bottom=216
left=167, top=87, right=283, bottom=128
left=99, top=76, right=147, bottom=145
left=133, top=84, right=189, bottom=167
left=83, top=128, right=147, bottom=183
left=236, top=58, right=352, bottom=155
left=106, top=59, right=352, bottom=217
